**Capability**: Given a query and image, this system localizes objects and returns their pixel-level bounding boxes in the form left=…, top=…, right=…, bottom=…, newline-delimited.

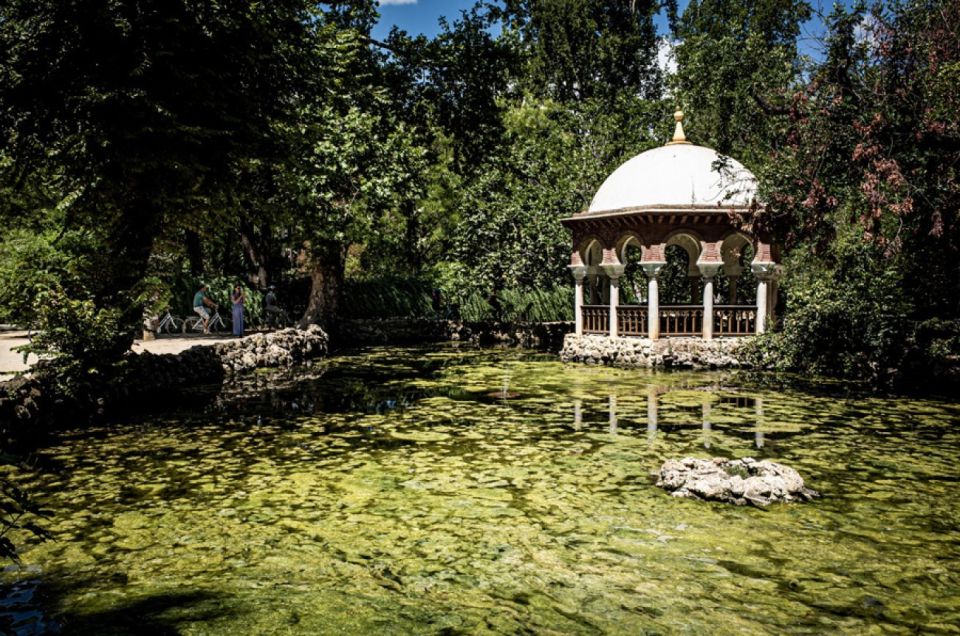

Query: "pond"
left=2, top=345, right=959, bottom=634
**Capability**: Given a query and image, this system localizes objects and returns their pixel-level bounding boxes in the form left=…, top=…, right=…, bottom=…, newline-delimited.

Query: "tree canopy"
left=0, top=0, right=956, bottom=383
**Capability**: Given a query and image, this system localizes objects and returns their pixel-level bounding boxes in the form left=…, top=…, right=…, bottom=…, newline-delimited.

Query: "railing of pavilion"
left=617, top=306, right=648, bottom=336
left=659, top=306, right=703, bottom=336
left=714, top=305, right=757, bottom=336
left=582, top=305, right=609, bottom=334
left=581, top=304, right=757, bottom=337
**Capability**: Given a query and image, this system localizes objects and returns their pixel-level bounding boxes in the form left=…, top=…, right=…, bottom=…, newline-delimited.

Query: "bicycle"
left=183, top=308, right=228, bottom=334
left=156, top=310, right=184, bottom=335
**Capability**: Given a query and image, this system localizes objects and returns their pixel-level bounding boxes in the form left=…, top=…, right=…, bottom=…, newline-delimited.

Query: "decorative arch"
left=576, top=236, right=605, bottom=267
left=663, top=228, right=704, bottom=272
left=615, top=231, right=646, bottom=264
left=720, top=231, right=754, bottom=274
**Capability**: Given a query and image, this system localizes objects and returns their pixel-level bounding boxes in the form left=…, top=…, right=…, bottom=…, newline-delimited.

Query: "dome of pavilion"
left=587, top=113, right=758, bottom=214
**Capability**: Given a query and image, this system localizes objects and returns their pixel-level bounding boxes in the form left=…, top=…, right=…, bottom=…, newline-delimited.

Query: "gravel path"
left=0, top=331, right=242, bottom=380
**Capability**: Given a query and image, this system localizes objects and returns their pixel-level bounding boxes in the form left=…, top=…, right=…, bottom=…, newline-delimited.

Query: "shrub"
left=459, top=291, right=494, bottom=322
left=775, top=237, right=911, bottom=381
left=17, top=287, right=130, bottom=399
left=0, top=230, right=73, bottom=326
left=497, top=285, right=573, bottom=322
left=341, top=277, right=435, bottom=319
left=459, top=285, right=573, bottom=323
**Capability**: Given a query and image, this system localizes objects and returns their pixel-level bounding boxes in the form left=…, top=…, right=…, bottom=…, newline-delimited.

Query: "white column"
left=602, top=264, right=625, bottom=338
left=703, top=278, right=714, bottom=339
left=699, top=263, right=720, bottom=340
left=570, top=266, right=587, bottom=336
left=752, top=263, right=776, bottom=335
left=648, top=276, right=659, bottom=339
left=756, top=278, right=768, bottom=334
left=642, top=262, right=666, bottom=340
left=609, top=394, right=618, bottom=434
left=609, top=276, right=620, bottom=337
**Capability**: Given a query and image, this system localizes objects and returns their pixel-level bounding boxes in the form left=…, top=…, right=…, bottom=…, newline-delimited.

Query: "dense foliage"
left=0, top=0, right=957, bottom=387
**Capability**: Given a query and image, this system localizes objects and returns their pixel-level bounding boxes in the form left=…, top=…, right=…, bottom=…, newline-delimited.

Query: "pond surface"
left=2, top=346, right=960, bottom=634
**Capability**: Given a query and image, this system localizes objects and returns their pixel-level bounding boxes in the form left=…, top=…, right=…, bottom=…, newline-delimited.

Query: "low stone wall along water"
left=561, top=334, right=749, bottom=369
left=0, top=326, right=329, bottom=433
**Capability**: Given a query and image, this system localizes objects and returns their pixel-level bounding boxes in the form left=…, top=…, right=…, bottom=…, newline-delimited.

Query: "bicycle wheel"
left=183, top=317, right=201, bottom=334
left=158, top=316, right=178, bottom=334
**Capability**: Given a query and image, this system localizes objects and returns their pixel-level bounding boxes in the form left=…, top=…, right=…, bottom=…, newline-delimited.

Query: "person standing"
left=264, top=285, right=287, bottom=328
left=231, top=284, right=245, bottom=337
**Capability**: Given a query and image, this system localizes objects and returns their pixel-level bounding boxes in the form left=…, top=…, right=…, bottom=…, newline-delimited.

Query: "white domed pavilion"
left=562, top=112, right=781, bottom=339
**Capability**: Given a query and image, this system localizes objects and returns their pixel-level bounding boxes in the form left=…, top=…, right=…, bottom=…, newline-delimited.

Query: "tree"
left=746, top=0, right=960, bottom=378
left=0, top=0, right=315, bottom=362
left=670, top=0, right=812, bottom=160
left=383, top=8, right=517, bottom=174
left=251, top=20, right=431, bottom=326
left=497, top=0, right=664, bottom=102
left=451, top=97, right=669, bottom=314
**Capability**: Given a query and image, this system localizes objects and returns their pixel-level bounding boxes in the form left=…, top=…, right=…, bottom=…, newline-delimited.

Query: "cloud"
left=379, top=0, right=417, bottom=5
left=658, top=38, right=677, bottom=76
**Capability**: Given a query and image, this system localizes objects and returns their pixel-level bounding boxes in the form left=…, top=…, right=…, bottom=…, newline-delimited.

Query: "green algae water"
left=2, top=345, right=960, bottom=634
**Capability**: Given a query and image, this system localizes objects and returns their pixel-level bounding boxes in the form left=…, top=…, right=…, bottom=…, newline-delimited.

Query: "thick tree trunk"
left=299, top=240, right=346, bottom=328
left=239, top=221, right=269, bottom=288
left=99, top=203, right=164, bottom=360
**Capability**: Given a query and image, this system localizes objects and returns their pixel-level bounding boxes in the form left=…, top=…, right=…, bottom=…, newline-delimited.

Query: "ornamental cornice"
left=561, top=204, right=760, bottom=227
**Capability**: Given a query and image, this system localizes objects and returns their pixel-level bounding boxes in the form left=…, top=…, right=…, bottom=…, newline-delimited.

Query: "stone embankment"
left=0, top=326, right=328, bottom=433
left=138, top=326, right=329, bottom=379
left=337, top=319, right=572, bottom=351
left=561, top=334, right=747, bottom=369
left=657, top=457, right=819, bottom=507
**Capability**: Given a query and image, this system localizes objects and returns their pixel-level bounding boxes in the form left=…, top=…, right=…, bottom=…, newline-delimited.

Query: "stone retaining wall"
left=0, top=326, right=329, bottom=435
left=560, top=334, right=750, bottom=369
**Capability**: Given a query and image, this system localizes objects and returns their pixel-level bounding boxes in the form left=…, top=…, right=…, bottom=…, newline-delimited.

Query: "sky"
left=372, top=0, right=680, bottom=40
left=371, top=0, right=843, bottom=61
left=372, top=0, right=479, bottom=40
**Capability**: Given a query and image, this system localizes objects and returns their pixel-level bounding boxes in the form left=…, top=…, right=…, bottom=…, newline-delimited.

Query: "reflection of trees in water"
left=211, top=353, right=503, bottom=419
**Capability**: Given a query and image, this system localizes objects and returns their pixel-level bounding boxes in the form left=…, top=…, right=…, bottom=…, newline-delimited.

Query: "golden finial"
left=666, top=110, right=691, bottom=145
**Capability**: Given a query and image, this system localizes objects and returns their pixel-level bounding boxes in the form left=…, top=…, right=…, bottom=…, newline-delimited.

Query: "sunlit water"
left=2, top=346, right=959, bottom=634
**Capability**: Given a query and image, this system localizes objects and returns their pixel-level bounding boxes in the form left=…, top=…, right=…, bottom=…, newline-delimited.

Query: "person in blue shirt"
left=192, top=284, right=218, bottom=333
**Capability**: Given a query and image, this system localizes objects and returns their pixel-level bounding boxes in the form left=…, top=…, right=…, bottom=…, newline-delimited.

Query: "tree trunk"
left=299, top=240, right=346, bottom=328
left=99, top=202, right=164, bottom=360
left=239, top=221, right=269, bottom=288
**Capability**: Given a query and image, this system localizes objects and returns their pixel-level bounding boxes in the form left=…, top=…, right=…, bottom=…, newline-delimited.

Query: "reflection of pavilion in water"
left=572, top=387, right=769, bottom=449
